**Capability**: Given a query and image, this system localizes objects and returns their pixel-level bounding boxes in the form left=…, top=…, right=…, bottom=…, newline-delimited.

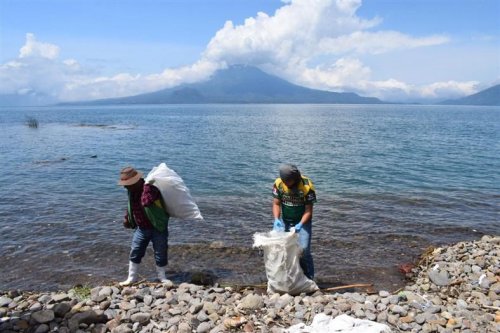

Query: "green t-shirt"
left=272, top=176, right=317, bottom=224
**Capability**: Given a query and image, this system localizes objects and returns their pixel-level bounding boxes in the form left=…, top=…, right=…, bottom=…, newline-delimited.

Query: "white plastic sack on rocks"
left=285, top=313, right=392, bottom=333
left=253, top=230, right=318, bottom=295
left=145, top=163, right=203, bottom=220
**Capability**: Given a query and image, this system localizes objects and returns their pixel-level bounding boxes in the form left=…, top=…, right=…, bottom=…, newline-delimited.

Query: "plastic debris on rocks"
left=285, top=314, right=392, bottom=333
left=253, top=230, right=319, bottom=295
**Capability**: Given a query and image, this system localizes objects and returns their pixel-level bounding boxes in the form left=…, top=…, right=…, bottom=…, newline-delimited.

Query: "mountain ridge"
left=65, top=65, right=385, bottom=105
left=439, top=84, right=500, bottom=106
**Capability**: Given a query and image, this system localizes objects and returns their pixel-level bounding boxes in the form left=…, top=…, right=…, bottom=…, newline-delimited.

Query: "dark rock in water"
left=190, top=271, right=216, bottom=285
left=34, top=157, right=68, bottom=164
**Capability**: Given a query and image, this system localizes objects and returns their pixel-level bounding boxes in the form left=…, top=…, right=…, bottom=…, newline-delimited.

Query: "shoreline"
left=1, top=235, right=498, bottom=332
left=1, top=237, right=422, bottom=293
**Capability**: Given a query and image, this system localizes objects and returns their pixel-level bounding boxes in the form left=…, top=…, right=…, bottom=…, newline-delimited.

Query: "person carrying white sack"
left=117, top=166, right=170, bottom=286
left=272, top=164, right=317, bottom=280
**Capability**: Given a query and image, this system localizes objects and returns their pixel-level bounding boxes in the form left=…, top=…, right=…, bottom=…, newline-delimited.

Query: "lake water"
left=0, top=104, right=499, bottom=292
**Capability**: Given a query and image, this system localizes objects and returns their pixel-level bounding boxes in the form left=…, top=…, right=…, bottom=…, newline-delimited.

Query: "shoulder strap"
left=126, top=193, right=137, bottom=228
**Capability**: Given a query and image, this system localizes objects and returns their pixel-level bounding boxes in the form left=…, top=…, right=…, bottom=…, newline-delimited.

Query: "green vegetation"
left=70, top=285, right=91, bottom=301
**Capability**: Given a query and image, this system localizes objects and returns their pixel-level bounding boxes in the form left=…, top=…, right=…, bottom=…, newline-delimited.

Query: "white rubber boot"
left=119, top=261, right=139, bottom=286
left=156, top=265, right=169, bottom=283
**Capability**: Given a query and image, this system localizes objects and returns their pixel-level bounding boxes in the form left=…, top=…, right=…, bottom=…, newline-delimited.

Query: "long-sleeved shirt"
left=125, top=181, right=162, bottom=228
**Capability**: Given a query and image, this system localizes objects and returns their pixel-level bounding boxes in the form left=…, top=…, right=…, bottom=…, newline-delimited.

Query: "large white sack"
left=145, top=163, right=203, bottom=221
left=253, top=230, right=318, bottom=295
left=285, top=313, right=392, bottom=333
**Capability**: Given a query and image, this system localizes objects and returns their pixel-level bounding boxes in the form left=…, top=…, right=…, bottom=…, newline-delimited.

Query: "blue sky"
left=1, top=0, right=499, bottom=103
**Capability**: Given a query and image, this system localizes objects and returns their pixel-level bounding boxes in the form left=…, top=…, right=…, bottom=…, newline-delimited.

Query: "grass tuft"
left=70, top=284, right=92, bottom=301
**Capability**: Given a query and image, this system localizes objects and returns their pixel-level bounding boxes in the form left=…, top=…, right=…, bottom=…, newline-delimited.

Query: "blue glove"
left=273, top=218, right=284, bottom=231
left=294, top=223, right=303, bottom=232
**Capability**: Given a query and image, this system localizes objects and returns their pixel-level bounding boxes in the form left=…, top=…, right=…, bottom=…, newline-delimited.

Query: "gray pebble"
left=53, top=302, right=71, bottom=317
left=196, top=321, right=212, bottom=333
left=34, top=323, right=49, bottom=333
left=32, top=310, right=55, bottom=324
left=130, top=312, right=151, bottom=324
left=112, top=324, right=134, bottom=333
left=0, top=296, right=13, bottom=307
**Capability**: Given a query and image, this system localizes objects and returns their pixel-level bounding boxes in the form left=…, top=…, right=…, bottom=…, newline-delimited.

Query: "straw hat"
left=118, top=166, right=143, bottom=186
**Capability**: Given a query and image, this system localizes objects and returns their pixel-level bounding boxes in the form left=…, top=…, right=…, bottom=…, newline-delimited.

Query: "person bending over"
left=272, top=164, right=317, bottom=280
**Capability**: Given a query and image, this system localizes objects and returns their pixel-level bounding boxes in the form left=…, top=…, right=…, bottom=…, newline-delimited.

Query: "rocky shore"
left=1, top=235, right=498, bottom=332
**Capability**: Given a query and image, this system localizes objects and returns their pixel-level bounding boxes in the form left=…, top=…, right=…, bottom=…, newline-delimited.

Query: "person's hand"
left=294, top=222, right=303, bottom=232
left=123, top=218, right=132, bottom=229
left=273, top=218, right=284, bottom=230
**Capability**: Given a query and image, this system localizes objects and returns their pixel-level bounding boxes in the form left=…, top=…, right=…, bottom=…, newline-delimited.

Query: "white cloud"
left=295, top=58, right=372, bottom=90
left=350, top=79, right=480, bottom=102
left=287, top=56, right=480, bottom=102
left=203, top=0, right=384, bottom=67
left=419, top=81, right=479, bottom=99
left=19, top=33, right=60, bottom=59
left=318, top=31, right=449, bottom=55
left=63, top=59, right=80, bottom=70
left=59, top=59, right=222, bottom=101
left=200, top=0, right=465, bottom=101
left=203, top=0, right=448, bottom=67
left=0, top=1, right=491, bottom=103
left=0, top=33, right=221, bottom=101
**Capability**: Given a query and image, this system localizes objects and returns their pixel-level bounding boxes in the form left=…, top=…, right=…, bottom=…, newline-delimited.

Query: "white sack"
left=285, top=313, right=392, bottom=333
left=145, top=163, right=203, bottom=220
left=253, top=230, right=318, bottom=295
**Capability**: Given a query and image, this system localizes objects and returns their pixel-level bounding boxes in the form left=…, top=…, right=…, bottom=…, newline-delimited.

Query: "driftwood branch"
left=321, top=283, right=373, bottom=292
left=448, top=279, right=463, bottom=286
left=482, top=305, right=500, bottom=311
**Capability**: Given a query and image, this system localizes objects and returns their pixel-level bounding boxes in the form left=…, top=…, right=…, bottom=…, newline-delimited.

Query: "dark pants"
left=129, top=227, right=169, bottom=267
left=285, top=221, right=314, bottom=280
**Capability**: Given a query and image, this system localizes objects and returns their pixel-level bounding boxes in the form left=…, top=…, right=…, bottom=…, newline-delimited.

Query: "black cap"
left=279, top=164, right=301, bottom=183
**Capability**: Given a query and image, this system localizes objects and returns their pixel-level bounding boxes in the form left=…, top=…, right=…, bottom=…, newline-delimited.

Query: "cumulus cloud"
left=296, top=58, right=372, bottom=89
left=203, top=0, right=384, bottom=67
left=0, top=33, right=221, bottom=102
left=203, top=0, right=447, bottom=67
left=59, top=59, right=222, bottom=101
left=19, top=33, right=60, bottom=59
left=200, top=0, right=468, bottom=101
left=418, top=81, right=479, bottom=99
left=0, top=0, right=487, bottom=103
left=350, top=79, right=480, bottom=102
